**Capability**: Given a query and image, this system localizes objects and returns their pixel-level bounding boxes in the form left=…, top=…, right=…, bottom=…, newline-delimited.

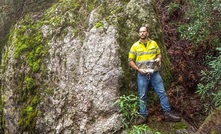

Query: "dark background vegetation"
left=154, top=0, right=221, bottom=129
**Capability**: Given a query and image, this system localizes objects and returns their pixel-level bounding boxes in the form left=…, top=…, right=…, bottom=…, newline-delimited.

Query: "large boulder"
left=1, top=0, right=170, bottom=133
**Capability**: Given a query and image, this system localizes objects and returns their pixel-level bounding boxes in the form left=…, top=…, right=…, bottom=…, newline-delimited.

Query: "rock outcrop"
left=1, top=0, right=170, bottom=133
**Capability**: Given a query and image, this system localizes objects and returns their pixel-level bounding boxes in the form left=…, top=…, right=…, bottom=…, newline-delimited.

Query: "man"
left=128, top=26, right=181, bottom=124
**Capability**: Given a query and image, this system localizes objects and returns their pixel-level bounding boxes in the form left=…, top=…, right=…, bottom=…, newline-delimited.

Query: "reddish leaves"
left=155, top=0, right=209, bottom=128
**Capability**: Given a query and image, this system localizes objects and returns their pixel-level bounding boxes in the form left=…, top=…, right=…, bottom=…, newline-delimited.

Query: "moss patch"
left=8, top=14, right=47, bottom=132
left=146, top=117, right=188, bottom=133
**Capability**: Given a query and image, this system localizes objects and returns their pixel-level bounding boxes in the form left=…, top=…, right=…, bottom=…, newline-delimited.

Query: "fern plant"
left=113, top=94, right=158, bottom=133
left=197, top=48, right=221, bottom=107
left=113, top=94, right=142, bottom=128
left=128, top=125, right=154, bottom=134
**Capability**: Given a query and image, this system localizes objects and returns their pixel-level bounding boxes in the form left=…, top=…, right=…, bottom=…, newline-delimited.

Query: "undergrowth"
left=177, top=0, right=221, bottom=112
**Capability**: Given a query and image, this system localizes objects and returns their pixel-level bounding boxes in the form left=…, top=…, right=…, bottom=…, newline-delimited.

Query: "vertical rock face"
left=1, top=0, right=169, bottom=133
left=37, top=25, right=122, bottom=133
left=196, top=108, right=221, bottom=134
left=0, top=0, right=14, bottom=37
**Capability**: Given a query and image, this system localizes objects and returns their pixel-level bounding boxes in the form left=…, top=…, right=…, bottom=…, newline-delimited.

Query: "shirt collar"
left=138, top=38, right=150, bottom=44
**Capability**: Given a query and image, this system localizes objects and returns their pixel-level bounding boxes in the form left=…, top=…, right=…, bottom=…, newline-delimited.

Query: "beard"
left=140, top=35, right=147, bottom=40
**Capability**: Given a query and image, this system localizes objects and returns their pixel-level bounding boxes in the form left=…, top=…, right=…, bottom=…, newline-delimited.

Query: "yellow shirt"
left=128, top=40, right=160, bottom=70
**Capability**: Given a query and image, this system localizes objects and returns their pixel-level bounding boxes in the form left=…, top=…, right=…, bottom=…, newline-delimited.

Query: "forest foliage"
left=177, top=0, right=221, bottom=110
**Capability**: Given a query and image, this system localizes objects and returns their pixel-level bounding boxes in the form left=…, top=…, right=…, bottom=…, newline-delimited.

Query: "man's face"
left=139, top=27, right=149, bottom=39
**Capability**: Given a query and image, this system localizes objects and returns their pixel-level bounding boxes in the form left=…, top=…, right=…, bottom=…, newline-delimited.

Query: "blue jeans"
left=137, top=71, right=171, bottom=117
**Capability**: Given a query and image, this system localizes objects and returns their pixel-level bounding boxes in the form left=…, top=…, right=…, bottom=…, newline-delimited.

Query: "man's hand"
left=137, top=68, right=146, bottom=75
left=155, top=58, right=161, bottom=65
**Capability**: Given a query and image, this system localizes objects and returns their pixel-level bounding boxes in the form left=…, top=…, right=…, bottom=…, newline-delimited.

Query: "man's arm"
left=156, top=54, right=162, bottom=65
left=128, top=60, right=139, bottom=71
left=128, top=60, right=145, bottom=74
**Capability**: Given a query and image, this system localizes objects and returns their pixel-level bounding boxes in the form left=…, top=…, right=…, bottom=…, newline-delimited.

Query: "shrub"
left=177, top=0, right=221, bottom=110
left=197, top=48, right=221, bottom=107
left=113, top=94, right=141, bottom=128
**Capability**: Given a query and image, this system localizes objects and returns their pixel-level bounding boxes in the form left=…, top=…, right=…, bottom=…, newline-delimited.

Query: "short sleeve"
left=151, top=41, right=161, bottom=55
left=128, top=44, right=137, bottom=61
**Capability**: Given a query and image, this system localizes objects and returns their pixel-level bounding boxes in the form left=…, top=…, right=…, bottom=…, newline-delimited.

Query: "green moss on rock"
left=10, top=14, right=45, bottom=132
